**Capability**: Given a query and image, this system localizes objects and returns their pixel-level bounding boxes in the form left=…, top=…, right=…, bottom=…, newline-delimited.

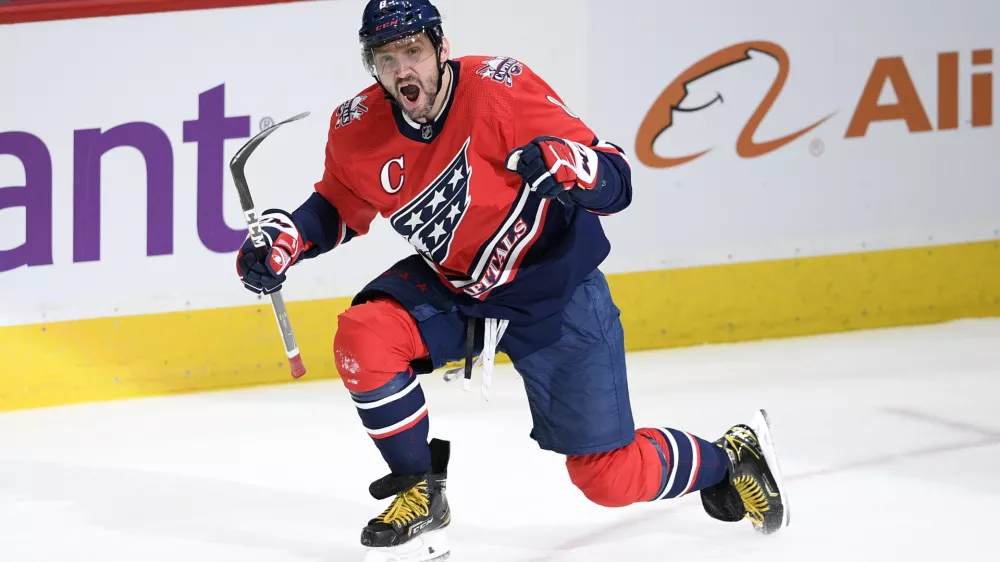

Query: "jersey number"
left=547, top=95, right=580, bottom=119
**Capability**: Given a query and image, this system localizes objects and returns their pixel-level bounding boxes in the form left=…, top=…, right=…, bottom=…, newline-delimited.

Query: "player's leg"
left=334, top=255, right=473, bottom=560
left=508, top=268, right=729, bottom=505
left=334, top=295, right=434, bottom=475
left=507, top=268, right=788, bottom=533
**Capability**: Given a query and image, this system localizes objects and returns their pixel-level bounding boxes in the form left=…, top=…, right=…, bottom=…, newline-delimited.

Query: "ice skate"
left=362, top=439, right=452, bottom=562
left=700, top=409, right=790, bottom=534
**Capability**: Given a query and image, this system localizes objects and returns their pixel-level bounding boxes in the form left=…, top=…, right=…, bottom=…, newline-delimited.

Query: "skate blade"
left=363, top=529, right=450, bottom=562
left=750, top=409, right=791, bottom=530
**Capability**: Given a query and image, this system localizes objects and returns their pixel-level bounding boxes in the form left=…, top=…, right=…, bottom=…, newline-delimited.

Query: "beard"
left=392, top=67, right=442, bottom=123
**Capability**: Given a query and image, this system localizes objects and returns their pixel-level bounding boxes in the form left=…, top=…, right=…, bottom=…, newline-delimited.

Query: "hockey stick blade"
left=230, top=111, right=311, bottom=235
left=229, top=111, right=310, bottom=379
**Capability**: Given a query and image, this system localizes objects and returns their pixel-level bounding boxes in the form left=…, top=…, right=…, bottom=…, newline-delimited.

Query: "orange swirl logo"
left=636, top=41, right=834, bottom=169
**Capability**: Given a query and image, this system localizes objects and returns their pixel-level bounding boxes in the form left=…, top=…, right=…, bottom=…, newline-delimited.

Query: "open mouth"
left=400, top=84, right=421, bottom=104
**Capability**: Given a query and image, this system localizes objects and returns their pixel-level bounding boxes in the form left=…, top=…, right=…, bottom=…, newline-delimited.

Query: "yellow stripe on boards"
left=614, top=238, right=1000, bottom=350
left=0, top=297, right=354, bottom=412
left=1, top=239, right=998, bottom=412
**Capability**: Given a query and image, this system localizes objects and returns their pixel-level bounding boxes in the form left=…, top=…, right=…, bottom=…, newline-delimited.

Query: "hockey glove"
left=505, top=136, right=600, bottom=200
left=236, top=209, right=306, bottom=294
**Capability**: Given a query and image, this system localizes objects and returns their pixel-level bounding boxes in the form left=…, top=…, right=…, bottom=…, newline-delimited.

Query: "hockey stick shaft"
left=229, top=111, right=311, bottom=378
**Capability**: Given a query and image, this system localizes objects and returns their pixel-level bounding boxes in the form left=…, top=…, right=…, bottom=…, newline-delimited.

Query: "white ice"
left=3, top=319, right=1000, bottom=562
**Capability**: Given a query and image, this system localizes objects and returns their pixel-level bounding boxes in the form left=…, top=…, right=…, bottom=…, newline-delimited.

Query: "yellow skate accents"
left=724, top=429, right=761, bottom=462
left=377, top=481, right=431, bottom=530
left=733, top=473, right=770, bottom=528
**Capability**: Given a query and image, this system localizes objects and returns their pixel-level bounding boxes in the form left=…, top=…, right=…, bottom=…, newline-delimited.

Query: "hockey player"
left=236, top=1, right=789, bottom=560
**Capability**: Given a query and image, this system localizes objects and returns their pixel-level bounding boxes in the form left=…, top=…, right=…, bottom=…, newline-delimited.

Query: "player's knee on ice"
left=564, top=432, right=664, bottom=508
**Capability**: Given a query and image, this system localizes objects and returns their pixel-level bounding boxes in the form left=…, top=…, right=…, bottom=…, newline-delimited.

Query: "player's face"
left=371, top=33, right=447, bottom=122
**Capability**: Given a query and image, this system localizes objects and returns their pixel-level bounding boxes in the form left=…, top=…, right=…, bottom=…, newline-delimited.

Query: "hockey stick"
left=229, top=111, right=311, bottom=379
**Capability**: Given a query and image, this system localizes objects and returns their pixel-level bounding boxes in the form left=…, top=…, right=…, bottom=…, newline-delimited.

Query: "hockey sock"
left=566, top=427, right=729, bottom=507
left=350, top=371, right=431, bottom=475
left=639, top=427, right=729, bottom=501
left=335, top=298, right=432, bottom=476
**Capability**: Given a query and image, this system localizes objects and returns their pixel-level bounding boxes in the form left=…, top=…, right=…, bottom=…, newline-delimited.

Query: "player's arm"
left=236, top=124, right=377, bottom=294
left=292, top=171, right=372, bottom=260
left=294, top=118, right=379, bottom=258
left=505, top=64, right=632, bottom=215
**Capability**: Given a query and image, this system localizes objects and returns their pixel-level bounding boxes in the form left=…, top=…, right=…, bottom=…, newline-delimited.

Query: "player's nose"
left=394, top=65, right=416, bottom=80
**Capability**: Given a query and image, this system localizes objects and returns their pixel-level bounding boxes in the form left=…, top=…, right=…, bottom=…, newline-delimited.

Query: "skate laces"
left=724, top=426, right=762, bottom=462
left=377, top=481, right=430, bottom=527
left=734, top=474, right=769, bottom=526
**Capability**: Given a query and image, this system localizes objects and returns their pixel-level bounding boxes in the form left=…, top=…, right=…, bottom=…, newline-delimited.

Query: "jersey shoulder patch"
left=470, top=55, right=526, bottom=88
left=332, top=83, right=390, bottom=132
left=327, top=84, right=395, bottom=154
left=334, top=93, right=371, bottom=130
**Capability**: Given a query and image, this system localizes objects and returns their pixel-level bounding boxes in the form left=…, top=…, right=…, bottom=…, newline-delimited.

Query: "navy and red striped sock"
left=566, top=427, right=730, bottom=507
left=350, top=370, right=431, bottom=475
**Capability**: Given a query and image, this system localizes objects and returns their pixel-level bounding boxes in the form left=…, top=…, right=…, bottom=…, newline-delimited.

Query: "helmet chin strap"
left=411, top=43, right=449, bottom=125
left=434, top=42, right=446, bottom=100
left=427, top=58, right=450, bottom=122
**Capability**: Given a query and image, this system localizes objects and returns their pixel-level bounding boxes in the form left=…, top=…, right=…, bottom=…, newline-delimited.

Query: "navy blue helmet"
left=359, top=0, right=444, bottom=76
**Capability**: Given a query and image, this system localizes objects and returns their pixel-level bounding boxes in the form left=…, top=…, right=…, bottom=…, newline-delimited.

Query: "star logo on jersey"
left=477, top=57, right=523, bottom=88
left=334, top=95, right=369, bottom=129
left=390, top=137, right=473, bottom=264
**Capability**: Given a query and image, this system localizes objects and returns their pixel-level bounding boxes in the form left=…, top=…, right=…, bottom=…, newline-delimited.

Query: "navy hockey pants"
left=351, top=254, right=635, bottom=456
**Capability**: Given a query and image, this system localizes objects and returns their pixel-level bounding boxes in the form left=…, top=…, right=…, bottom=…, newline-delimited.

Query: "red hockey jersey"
left=305, top=55, right=631, bottom=324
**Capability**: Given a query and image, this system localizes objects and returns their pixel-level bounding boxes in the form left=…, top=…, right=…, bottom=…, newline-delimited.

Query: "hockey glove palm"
left=505, top=136, right=600, bottom=199
left=236, top=209, right=305, bottom=294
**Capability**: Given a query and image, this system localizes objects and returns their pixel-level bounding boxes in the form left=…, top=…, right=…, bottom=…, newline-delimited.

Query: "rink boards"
left=3, top=239, right=999, bottom=411
left=1, top=0, right=999, bottom=410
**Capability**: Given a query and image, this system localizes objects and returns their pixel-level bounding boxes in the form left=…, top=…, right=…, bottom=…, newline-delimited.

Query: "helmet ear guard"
left=424, top=24, right=444, bottom=52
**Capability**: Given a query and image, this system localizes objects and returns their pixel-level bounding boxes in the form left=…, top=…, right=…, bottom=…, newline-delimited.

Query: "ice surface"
left=2, top=319, right=1000, bottom=561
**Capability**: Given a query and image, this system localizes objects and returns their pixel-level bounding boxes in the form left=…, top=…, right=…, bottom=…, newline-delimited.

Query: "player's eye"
left=408, top=47, right=421, bottom=56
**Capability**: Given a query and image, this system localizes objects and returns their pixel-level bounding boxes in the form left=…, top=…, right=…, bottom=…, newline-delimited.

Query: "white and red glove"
left=505, top=136, right=600, bottom=199
left=236, top=209, right=306, bottom=294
